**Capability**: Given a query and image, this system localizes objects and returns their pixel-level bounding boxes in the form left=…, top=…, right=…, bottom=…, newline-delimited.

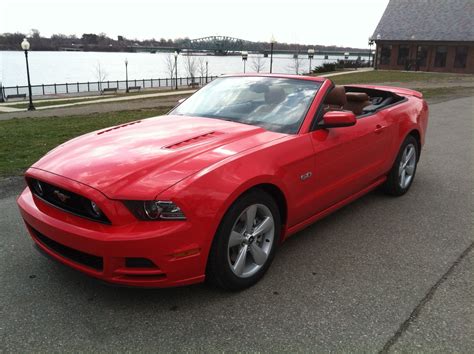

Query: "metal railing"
left=0, top=76, right=218, bottom=99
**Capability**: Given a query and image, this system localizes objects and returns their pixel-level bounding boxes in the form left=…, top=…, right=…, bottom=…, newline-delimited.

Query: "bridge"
left=130, top=36, right=370, bottom=57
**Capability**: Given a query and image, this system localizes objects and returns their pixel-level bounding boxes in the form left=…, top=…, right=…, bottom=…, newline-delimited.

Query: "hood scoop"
left=164, top=131, right=224, bottom=150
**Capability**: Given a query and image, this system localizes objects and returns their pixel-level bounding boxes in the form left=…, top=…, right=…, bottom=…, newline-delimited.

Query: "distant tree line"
left=0, top=29, right=363, bottom=53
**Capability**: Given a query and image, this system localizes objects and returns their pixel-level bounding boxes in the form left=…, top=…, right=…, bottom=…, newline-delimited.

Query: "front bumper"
left=17, top=187, right=207, bottom=288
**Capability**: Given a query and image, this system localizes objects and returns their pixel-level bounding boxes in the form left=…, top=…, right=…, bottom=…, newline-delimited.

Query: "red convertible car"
left=17, top=74, right=428, bottom=290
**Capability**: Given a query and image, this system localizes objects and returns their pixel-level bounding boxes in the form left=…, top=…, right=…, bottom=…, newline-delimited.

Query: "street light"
left=269, top=35, right=276, bottom=73
left=124, top=58, right=129, bottom=93
left=173, top=51, right=179, bottom=90
left=21, top=38, right=35, bottom=111
left=307, top=48, right=315, bottom=73
left=241, top=51, right=248, bottom=73
left=368, top=38, right=374, bottom=67
left=375, top=34, right=381, bottom=70
left=205, top=60, right=208, bottom=83
left=0, top=81, right=4, bottom=103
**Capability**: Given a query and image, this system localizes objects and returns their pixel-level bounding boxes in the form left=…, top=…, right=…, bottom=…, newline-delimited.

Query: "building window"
left=397, top=45, right=410, bottom=66
left=434, top=46, right=448, bottom=67
left=454, top=46, right=468, bottom=68
left=380, top=45, right=392, bottom=65
left=416, top=46, right=428, bottom=67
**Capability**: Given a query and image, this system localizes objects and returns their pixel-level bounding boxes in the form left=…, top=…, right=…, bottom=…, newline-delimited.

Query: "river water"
left=0, top=51, right=367, bottom=87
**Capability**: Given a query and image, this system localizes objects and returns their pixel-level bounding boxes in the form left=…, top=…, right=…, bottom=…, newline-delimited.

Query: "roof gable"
left=372, top=0, right=474, bottom=42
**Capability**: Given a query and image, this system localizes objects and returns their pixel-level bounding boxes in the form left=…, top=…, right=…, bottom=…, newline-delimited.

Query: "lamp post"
left=269, top=35, right=276, bottom=73
left=21, top=38, right=35, bottom=111
left=124, top=58, right=129, bottom=93
left=368, top=38, right=374, bottom=67
left=241, top=51, right=248, bottom=73
left=205, top=60, right=208, bottom=83
left=0, top=81, right=4, bottom=103
left=173, top=51, right=178, bottom=90
left=375, top=33, right=381, bottom=70
left=307, top=48, right=315, bottom=73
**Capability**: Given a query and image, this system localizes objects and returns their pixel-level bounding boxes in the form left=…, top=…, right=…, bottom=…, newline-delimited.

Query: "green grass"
left=415, top=86, right=474, bottom=101
left=328, top=70, right=474, bottom=85
left=0, top=107, right=171, bottom=177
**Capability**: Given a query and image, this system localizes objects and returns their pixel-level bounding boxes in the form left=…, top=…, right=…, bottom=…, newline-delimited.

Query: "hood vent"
left=97, top=121, right=142, bottom=135
left=164, top=131, right=224, bottom=150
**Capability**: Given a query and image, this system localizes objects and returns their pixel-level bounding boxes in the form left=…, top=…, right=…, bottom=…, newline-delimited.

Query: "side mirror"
left=320, top=111, right=356, bottom=128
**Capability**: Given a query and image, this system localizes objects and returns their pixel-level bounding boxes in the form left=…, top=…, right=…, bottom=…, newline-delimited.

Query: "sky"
left=0, top=0, right=389, bottom=48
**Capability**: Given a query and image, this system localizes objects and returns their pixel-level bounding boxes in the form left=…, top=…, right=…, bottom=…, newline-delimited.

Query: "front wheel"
left=206, top=190, right=281, bottom=291
left=383, top=135, right=419, bottom=196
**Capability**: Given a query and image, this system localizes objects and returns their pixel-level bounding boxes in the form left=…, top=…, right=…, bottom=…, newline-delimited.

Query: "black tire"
left=206, top=189, right=281, bottom=291
left=383, top=135, right=419, bottom=196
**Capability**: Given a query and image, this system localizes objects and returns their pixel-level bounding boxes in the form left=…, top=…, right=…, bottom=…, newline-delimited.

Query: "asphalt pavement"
left=0, top=96, right=472, bottom=352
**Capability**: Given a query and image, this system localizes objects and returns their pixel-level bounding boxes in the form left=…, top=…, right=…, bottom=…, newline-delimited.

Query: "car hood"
left=32, top=115, right=285, bottom=199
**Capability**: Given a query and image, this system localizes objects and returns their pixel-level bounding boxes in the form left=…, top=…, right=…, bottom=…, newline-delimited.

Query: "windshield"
left=170, top=76, right=321, bottom=134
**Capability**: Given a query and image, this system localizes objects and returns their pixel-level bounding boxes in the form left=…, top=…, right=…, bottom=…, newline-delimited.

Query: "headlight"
left=89, top=200, right=103, bottom=218
left=33, top=179, right=44, bottom=196
left=124, top=200, right=186, bottom=221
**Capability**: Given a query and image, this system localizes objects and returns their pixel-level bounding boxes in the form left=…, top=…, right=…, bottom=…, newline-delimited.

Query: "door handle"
left=374, top=124, right=385, bottom=134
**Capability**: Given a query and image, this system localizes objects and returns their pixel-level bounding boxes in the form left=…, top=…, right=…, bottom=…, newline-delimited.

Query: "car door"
left=307, top=110, right=393, bottom=214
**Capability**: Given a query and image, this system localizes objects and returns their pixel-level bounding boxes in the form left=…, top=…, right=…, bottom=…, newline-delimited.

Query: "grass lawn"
left=328, top=70, right=474, bottom=85
left=414, top=86, right=474, bottom=101
left=0, top=107, right=171, bottom=177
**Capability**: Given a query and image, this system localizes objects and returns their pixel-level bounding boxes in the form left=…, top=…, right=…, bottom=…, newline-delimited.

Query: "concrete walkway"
left=317, top=67, right=374, bottom=77
left=0, top=90, right=196, bottom=114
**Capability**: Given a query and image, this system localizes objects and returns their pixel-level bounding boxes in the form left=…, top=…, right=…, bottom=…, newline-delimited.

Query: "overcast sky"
left=1, top=0, right=389, bottom=48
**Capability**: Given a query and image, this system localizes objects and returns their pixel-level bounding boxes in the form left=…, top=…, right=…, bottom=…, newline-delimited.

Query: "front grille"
left=26, top=177, right=111, bottom=224
left=31, top=226, right=103, bottom=271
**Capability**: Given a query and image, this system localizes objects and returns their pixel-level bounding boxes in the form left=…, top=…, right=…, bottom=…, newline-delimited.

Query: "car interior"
left=323, top=84, right=405, bottom=116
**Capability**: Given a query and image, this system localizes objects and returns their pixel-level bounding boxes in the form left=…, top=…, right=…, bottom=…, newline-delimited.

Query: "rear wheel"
left=383, top=135, right=419, bottom=196
left=206, top=190, right=280, bottom=291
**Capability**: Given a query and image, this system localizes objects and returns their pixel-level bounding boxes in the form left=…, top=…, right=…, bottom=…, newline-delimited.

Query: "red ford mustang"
left=17, top=74, right=429, bottom=290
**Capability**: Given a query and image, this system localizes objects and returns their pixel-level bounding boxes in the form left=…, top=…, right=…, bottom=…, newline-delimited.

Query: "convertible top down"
left=17, top=74, right=429, bottom=290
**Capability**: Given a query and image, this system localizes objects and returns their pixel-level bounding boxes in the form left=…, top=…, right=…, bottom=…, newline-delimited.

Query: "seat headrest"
left=324, top=85, right=347, bottom=107
left=265, top=87, right=286, bottom=105
left=346, top=92, right=369, bottom=102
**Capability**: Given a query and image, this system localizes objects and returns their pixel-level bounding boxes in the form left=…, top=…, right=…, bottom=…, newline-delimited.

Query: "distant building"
left=372, top=0, right=473, bottom=73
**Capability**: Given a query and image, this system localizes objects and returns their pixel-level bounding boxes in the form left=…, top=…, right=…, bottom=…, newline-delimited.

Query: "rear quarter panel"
left=373, top=93, right=428, bottom=171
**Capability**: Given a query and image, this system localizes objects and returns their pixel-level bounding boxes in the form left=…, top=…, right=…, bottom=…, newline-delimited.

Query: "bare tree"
left=288, top=54, right=305, bottom=75
left=164, top=53, right=176, bottom=87
left=197, top=58, right=207, bottom=82
left=184, top=54, right=197, bottom=83
left=251, top=56, right=266, bottom=73
left=95, top=62, right=108, bottom=93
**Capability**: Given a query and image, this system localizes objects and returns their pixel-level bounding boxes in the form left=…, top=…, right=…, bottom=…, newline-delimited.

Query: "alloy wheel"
left=227, top=204, right=275, bottom=278
left=399, top=143, right=416, bottom=189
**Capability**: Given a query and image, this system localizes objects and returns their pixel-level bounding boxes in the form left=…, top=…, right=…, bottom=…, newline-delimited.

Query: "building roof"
left=372, top=0, right=474, bottom=42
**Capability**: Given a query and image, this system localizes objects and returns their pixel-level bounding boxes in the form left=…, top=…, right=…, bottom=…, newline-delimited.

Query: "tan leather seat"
left=265, top=87, right=286, bottom=105
left=345, top=92, right=370, bottom=115
left=251, top=87, right=286, bottom=116
left=323, top=85, right=347, bottom=112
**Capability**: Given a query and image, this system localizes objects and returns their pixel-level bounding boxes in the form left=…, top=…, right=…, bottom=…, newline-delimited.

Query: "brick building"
left=372, top=0, right=473, bottom=73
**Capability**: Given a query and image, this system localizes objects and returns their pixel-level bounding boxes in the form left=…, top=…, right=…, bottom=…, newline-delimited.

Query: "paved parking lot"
left=0, top=97, right=472, bottom=352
